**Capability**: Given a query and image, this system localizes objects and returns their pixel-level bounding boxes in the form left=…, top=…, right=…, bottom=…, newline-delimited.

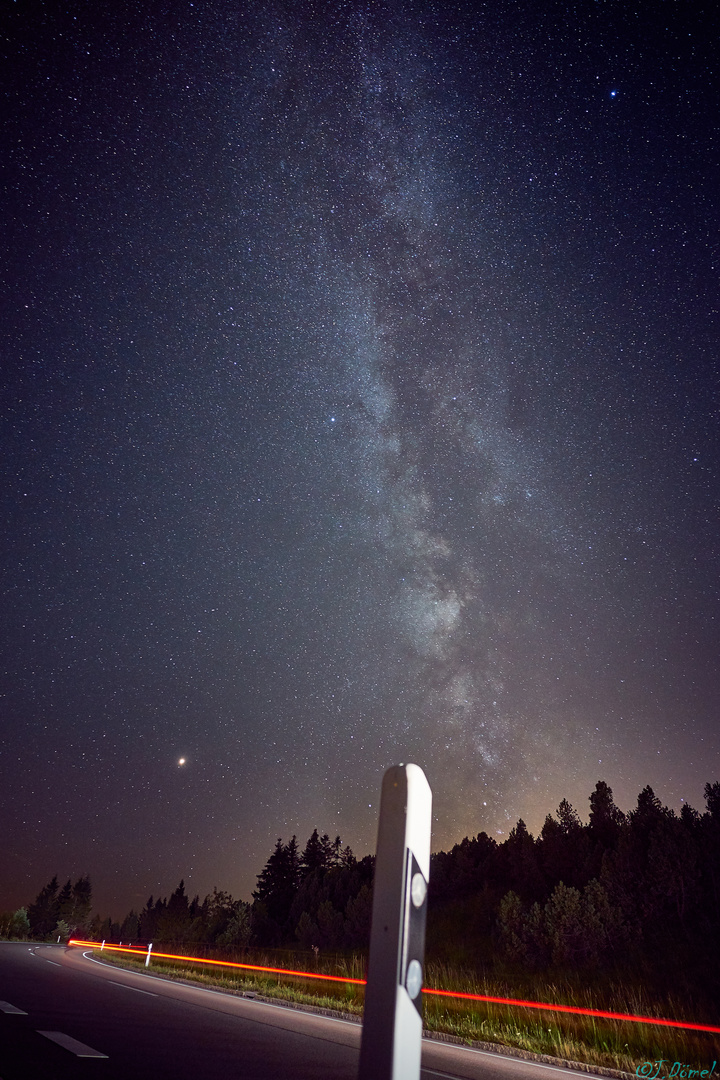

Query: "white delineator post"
left=145, top=943, right=153, bottom=967
left=358, top=763, right=432, bottom=1080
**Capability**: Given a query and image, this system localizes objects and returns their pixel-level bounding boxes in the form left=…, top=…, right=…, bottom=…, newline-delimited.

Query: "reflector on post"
left=358, top=763, right=432, bottom=1080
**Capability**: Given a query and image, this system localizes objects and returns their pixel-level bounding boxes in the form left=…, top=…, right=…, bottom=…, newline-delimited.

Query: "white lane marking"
left=0, top=1001, right=28, bottom=1015
left=211, top=990, right=361, bottom=1026
left=422, top=1042, right=603, bottom=1078
left=423, top=1071, right=470, bottom=1079
left=45, top=960, right=62, bottom=967
left=38, top=1031, right=109, bottom=1058
left=80, top=949, right=361, bottom=1026
left=73, top=952, right=597, bottom=1078
left=108, top=980, right=156, bottom=997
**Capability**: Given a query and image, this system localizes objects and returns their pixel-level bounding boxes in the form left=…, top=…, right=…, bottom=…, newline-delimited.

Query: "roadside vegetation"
left=93, top=945, right=718, bottom=1075
left=6, top=779, right=720, bottom=1073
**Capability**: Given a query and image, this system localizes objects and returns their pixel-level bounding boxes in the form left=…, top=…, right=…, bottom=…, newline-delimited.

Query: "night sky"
left=2, top=0, right=718, bottom=920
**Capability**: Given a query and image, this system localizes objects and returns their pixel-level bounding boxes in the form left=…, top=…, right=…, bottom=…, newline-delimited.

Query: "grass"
left=88, top=947, right=719, bottom=1076
left=88, top=949, right=366, bottom=1017
left=421, top=963, right=719, bottom=1075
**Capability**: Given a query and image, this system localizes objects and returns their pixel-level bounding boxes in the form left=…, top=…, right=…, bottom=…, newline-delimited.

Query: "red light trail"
left=68, top=940, right=365, bottom=985
left=422, top=987, right=720, bottom=1033
left=68, top=940, right=720, bottom=1035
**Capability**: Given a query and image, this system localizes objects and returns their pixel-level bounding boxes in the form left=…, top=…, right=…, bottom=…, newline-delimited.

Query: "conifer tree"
left=253, top=836, right=301, bottom=944
left=56, top=879, right=74, bottom=924
left=71, top=876, right=93, bottom=930
left=27, top=876, right=60, bottom=940
left=160, top=880, right=192, bottom=941
left=300, top=829, right=326, bottom=874
left=588, top=781, right=625, bottom=848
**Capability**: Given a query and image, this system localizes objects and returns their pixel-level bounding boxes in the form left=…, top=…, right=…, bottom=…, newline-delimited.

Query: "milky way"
left=1, top=0, right=718, bottom=915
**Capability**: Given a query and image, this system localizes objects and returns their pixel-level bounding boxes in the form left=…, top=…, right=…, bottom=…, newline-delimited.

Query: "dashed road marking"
left=0, top=1001, right=27, bottom=1015
left=108, top=980, right=156, bottom=996
left=37, top=1031, right=109, bottom=1058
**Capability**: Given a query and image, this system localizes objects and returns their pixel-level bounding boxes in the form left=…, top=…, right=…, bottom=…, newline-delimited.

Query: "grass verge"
left=87, top=950, right=719, bottom=1076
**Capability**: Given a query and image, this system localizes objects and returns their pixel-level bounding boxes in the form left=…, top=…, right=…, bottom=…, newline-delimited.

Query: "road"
left=0, top=941, right=596, bottom=1080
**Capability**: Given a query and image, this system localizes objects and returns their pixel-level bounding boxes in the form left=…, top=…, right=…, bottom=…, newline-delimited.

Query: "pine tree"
left=319, top=833, right=336, bottom=867
left=339, top=844, right=356, bottom=868
left=56, top=879, right=74, bottom=921
left=71, top=876, right=93, bottom=930
left=503, top=819, right=544, bottom=901
left=300, top=829, right=326, bottom=874
left=27, top=876, right=60, bottom=940
left=589, top=781, right=625, bottom=848
left=557, top=799, right=583, bottom=833
left=139, top=896, right=160, bottom=941
left=158, top=882, right=191, bottom=942
left=120, top=911, right=140, bottom=941
left=539, top=801, right=588, bottom=890
left=631, top=785, right=670, bottom=837
left=253, top=836, right=301, bottom=944
left=703, top=782, right=720, bottom=923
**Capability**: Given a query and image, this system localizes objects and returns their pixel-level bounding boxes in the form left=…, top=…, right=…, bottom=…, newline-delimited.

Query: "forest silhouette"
left=6, top=780, right=719, bottom=1004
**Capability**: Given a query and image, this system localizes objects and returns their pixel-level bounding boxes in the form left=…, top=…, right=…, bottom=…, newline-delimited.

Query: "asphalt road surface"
left=0, top=942, right=597, bottom=1080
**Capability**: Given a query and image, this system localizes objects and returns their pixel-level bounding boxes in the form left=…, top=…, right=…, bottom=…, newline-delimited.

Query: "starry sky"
left=1, top=0, right=718, bottom=919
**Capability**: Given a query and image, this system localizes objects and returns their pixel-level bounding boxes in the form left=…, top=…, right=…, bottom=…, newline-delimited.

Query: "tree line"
left=429, top=780, right=720, bottom=997
left=244, top=780, right=720, bottom=987
left=105, top=829, right=371, bottom=951
left=0, top=875, right=92, bottom=943
left=4, top=780, right=719, bottom=995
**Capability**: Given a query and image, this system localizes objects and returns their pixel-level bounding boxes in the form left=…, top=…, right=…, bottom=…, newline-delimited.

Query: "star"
left=0, top=0, right=715, bottom=922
